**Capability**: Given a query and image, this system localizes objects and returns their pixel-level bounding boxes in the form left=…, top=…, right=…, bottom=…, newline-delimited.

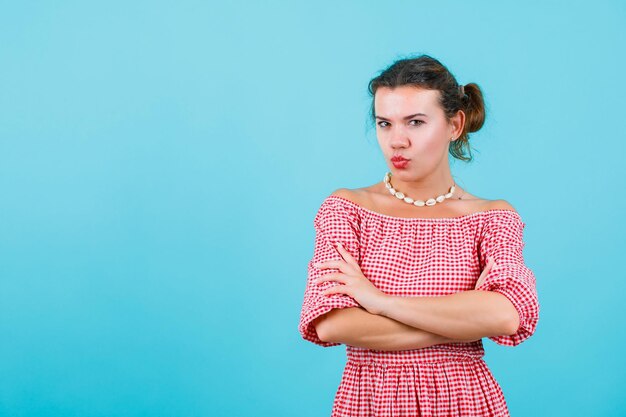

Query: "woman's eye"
left=378, top=120, right=423, bottom=128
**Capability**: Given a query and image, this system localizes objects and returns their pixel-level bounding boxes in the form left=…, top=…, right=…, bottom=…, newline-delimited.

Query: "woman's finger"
left=314, top=259, right=348, bottom=272
left=475, top=257, right=497, bottom=289
left=322, top=284, right=351, bottom=297
left=315, top=273, right=345, bottom=285
left=335, top=242, right=357, bottom=266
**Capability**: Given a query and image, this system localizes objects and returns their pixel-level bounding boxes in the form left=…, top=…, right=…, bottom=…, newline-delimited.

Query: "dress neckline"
left=326, top=195, right=522, bottom=222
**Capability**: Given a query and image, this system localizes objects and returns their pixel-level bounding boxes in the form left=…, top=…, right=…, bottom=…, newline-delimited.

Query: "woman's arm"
left=314, top=307, right=481, bottom=351
left=375, top=290, right=518, bottom=341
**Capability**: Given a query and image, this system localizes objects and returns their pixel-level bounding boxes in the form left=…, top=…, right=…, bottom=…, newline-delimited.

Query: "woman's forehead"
left=375, top=86, right=441, bottom=117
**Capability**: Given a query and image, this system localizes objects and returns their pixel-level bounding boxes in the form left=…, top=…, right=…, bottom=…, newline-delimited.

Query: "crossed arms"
left=313, top=290, right=519, bottom=351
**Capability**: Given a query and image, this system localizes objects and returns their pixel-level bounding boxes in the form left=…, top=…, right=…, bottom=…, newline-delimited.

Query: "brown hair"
left=367, top=54, right=486, bottom=162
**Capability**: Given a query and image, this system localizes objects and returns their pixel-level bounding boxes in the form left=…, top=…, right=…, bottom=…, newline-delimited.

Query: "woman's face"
left=374, top=86, right=457, bottom=179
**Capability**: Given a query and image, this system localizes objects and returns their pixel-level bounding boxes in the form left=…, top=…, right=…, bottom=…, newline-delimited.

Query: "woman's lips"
left=392, top=159, right=410, bottom=169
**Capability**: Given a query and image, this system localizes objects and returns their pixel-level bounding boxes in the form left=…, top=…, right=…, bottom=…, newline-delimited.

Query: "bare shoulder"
left=329, top=188, right=363, bottom=203
left=485, top=199, right=517, bottom=212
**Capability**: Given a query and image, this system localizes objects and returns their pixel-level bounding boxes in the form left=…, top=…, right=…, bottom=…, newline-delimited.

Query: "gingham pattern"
left=298, top=195, right=540, bottom=416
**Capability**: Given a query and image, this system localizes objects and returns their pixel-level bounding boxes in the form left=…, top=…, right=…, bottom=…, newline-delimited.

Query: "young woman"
left=298, top=55, right=540, bottom=416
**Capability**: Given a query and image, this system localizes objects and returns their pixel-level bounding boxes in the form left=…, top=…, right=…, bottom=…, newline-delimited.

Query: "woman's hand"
left=475, top=256, right=496, bottom=289
left=313, top=241, right=388, bottom=316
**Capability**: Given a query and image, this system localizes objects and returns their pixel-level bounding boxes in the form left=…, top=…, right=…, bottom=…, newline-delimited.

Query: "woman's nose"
left=390, top=130, right=410, bottom=148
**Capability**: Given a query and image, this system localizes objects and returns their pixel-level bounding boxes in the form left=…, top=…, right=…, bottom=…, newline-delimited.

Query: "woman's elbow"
left=314, top=308, right=354, bottom=343
left=504, top=309, right=521, bottom=336
left=313, top=313, right=336, bottom=343
left=490, top=291, right=522, bottom=336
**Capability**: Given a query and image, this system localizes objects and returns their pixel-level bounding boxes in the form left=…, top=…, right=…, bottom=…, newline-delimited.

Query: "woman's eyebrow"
left=375, top=113, right=428, bottom=121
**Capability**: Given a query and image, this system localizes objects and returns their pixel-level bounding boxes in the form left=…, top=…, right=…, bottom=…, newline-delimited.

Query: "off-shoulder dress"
left=298, top=195, right=540, bottom=417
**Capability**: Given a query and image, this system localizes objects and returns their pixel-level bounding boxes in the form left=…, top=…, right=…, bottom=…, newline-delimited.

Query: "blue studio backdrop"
left=1, top=1, right=625, bottom=416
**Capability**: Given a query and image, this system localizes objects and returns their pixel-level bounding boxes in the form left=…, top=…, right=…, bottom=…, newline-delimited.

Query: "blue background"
left=1, top=1, right=624, bottom=416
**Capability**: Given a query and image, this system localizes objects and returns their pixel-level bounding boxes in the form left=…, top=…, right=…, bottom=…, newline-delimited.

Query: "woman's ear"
left=450, top=109, right=466, bottom=140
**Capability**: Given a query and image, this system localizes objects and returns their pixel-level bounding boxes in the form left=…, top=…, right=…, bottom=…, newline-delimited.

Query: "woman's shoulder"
left=329, top=187, right=364, bottom=201
left=320, top=188, right=366, bottom=209
left=481, top=199, right=526, bottom=232
left=484, top=199, right=517, bottom=212
left=314, top=188, right=361, bottom=224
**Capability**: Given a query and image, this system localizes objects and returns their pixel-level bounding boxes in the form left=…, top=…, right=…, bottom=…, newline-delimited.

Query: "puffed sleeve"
left=475, top=211, right=540, bottom=346
left=298, top=196, right=362, bottom=347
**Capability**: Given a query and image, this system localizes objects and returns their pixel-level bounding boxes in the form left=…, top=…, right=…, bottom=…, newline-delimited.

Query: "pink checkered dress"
left=299, top=195, right=540, bottom=417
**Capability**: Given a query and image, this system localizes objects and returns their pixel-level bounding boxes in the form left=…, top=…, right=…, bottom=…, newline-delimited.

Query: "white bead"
left=389, top=188, right=396, bottom=195
left=426, top=198, right=436, bottom=206
left=395, top=191, right=405, bottom=199
left=444, top=192, right=453, bottom=198
left=404, top=197, right=414, bottom=203
left=450, top=185, right=456, bottom=193
left=436, top=195, right=445, bottom=203
left=385, top=182, right=392, bottom=189
left=414, top=200, right=425, bottom=206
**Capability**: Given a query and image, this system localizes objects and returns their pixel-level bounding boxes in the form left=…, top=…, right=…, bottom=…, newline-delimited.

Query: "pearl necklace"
left=384, top=172, right=456, bottom=207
